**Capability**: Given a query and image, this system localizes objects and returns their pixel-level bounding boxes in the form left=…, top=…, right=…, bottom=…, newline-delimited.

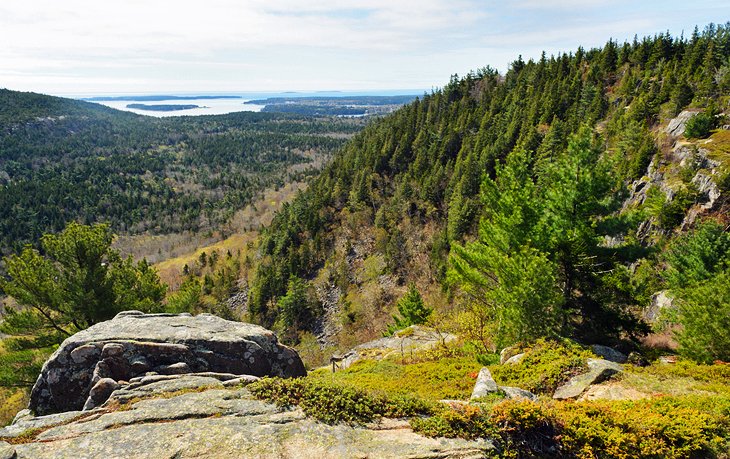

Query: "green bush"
left=490, top=339, right=593, bottom=394
left=248, top=377, right=434, bottom=425
left=412, top=396, right=730, bottom=459
left=307, top=351, right=483, bottom=400
left=684, top=112, right=716, bottom=139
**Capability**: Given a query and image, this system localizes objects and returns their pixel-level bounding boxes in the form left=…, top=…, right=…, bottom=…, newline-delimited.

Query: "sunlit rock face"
left=29, top=311, right=306, bottom=415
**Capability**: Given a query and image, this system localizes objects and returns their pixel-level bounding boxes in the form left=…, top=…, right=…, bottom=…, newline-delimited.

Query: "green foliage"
left=309, top=356, right=482, bottom=401
left=164, top=277, right=203, bottom=313
left=410, top=404, right=495, bottom=440
left=411, top=395, right=729, bottom=459
left=1, top=222, right=166, bottom=338
left=490, top=339, right=593, bottom=394
left=449, top=148, right=563, bottom=349
left=250, top=25, right=730, bottom=337
left=672, top=271, right=730, bottom=363
left=248, top=377, right=434, bottom=425
left=276, top=276, right=318, bottom=342
left=384, top=284, right=432, bottom=336
left=0, top=342, right=54, bottom=388
left=684, top=111, right=716, bottom=139
left=0, top=89, right=362, bottom=255
left=662, top=221, right=730, bottom=362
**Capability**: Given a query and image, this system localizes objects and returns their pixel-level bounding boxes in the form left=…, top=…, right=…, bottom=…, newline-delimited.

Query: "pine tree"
left=385, top=284, right=433, bottom=336
left=449, top=148, right=563, bottom=350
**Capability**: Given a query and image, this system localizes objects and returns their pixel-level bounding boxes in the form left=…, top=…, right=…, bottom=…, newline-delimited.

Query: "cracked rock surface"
left=29, top=312, right=306, bottom=415
left=2, top=375, right=494, bottom=459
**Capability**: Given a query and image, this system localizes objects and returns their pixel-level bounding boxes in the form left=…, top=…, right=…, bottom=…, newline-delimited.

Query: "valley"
left=0, top=21, right=730, bottom=459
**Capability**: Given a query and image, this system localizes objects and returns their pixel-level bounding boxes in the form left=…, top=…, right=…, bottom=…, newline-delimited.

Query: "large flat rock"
left=3, top=376, right=493, bottom=459
left=29, top=312, right=305, bottom=415
left=553, top=358, right=623, bottom=400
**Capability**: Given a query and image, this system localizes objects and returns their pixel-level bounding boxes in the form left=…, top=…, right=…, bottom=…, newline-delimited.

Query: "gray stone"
left=553, top=358, right=623, bottom=400
left=337, top=325, right=457, bottom=370
left=83, top=378, right=120, bottom=410
left=0, top=441, right=15, bottom=459
left=644, top=290, right=675, bottom=324
left=29, top=312, right=306, bottom=415
left=0, top=409, right=103, bottom=439
left=499, top=345, right=522, bottom=364
left=501, top=386, right=538, bottom=402
left=666, top=110, right=698, bottom=137
left=470, top=367, right=499, bottom=399
left=590, top=345, right=627, bottom=364
left=129, top=356, right=151, bottom=374
left=155, top=362, right=190, bottom=375
left=11, top=409, right=31, bottom=425
left=504, top=352, right=526, bottom=365
left=222, top=375, right=261, bottom=387
left=69, top=344, right=100, bottom=364
left=6, top=383, right=494, bottom=459
left=106, top=375, right=225, bottom=404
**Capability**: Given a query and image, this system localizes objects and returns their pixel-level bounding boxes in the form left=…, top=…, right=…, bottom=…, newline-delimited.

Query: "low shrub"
left=308, top=353, right=482, bottom=400
left=248, top=377, right=435, bottom=425
left=490, top=338, right=594, bottom=394
left=410, top=404, right=495, bottom=440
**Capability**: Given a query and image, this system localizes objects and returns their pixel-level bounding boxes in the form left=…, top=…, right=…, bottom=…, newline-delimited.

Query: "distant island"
left=246, top=95, right=417, bottom=116
left=85, top=95, right=241, bottom=102
left=126, top=103, right=201, bottom=111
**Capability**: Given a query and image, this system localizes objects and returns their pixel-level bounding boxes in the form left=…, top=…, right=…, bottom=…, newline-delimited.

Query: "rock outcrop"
left=334, top=325, right=456, bottom=370
left=1, top=375, right=493, bottom=459
left=553, top=358, right=623, bottom=400
left=29, top=311, right=306, bottom=415
left=666, top=110, right=698, bottom=137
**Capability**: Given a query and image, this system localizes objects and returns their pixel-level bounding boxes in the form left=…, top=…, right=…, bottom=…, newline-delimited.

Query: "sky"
left=0, top=1, right=727, bottom=95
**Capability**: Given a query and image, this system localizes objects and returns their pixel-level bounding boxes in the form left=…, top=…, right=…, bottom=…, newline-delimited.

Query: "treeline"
left=0, top=90, right=365, bottom=254
left=249, top=24, right=730, bottom=353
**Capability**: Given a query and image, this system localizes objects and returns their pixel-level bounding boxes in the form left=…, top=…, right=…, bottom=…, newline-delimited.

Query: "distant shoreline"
left=126, top=103, right=202, bottom=111
left=86, top=95, right=241, bottom=102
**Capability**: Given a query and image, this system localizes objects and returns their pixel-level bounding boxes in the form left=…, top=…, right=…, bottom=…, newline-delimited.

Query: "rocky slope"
left=0, top=374, right=493, bottom=459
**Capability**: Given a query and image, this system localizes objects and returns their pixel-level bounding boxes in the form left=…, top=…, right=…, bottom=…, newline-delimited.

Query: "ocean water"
left=86, top=97, right=264, bottom=117
left=75, top=90, right=425, bottom=118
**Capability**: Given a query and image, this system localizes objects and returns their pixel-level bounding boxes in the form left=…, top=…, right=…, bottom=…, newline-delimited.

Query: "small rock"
left=130, top=357, right=151, bottom=374
left=499, top=345, right=522, bottom=364
left=627, top=352, right=649, bottom=367
left=579, top=384, right=649, bottom=401
left=500, top=386, right=538, bottom=402
left=11, top=410, right=31, bottom=425
left=553, top=359, right=623, bottom=400
left=504, top=353, right=526, bottom=365
left=645, top=290, right=675, bottom=324
left=83, top=378, right=120, bottom=410
left=222, top=375, right=260, bottom=387
left=659, top=355, right=678, bottom=365
left=69, top=344, right=101, bottom=364
left=0, top=441, right=15, bottom=459
left=155, top=362, right=190, bottom=375
left=590, top=345, right=627, bottom=364
left=101, top=343, right=125, bottom=358
left=470, top=367, right=499, bottom=399
left=114, top=310, right=145, bottom=318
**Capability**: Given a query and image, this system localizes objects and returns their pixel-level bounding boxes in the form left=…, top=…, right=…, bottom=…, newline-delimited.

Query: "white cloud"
left=0, top=0, right=724, bottom=94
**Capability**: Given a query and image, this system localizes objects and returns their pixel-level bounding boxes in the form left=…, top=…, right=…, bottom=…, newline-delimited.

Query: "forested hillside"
left=250, top=24, right=730, bottom=357
left=0, top=90, right=364, bottom=255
